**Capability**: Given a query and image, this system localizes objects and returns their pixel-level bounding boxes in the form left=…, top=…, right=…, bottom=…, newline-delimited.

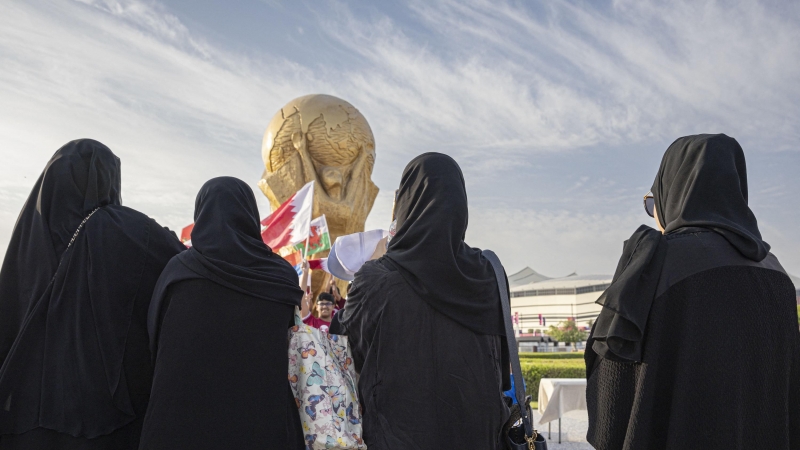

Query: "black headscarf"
left=148, top=177, right=302, bottom=353
left=383, top=153, right=503, bottom=336
left=590, top=226, right=666, bottom=363
left=0, top=139, right=187, bottom=438
left=653, top=133, right=769, bottom=261
left=0, top=139, right=121, bottom=368
left=590, top=133, right=768, bottom=364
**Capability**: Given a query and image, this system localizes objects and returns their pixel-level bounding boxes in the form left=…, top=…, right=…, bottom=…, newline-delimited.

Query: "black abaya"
left=383, top=153, right=504, bottom=336
left=586, top=230, right=799, bottom=449
left=586, top=134, right=800, bottom=449
left=140, top=177, right=303, bottom=450
left=0, top=139, right=124, bottom=370
left=331, top=260, right=509, bottom=450
left=0, top=140, right=185, bottom=448
left=0, top=207, right=185, bottom=450
left=139, top=279, right=303, bottom=450
left=330, top=153, right=510, bottom=450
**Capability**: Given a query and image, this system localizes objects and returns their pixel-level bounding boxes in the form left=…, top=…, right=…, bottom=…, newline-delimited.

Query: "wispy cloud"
left=0, top=0, right=325, bottom=227
left=0, top=0, right=797, bottom=275
left=379, top=0, right=800, bottom=152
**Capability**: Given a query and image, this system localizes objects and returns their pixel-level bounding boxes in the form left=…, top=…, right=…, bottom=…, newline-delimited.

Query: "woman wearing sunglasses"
left=585, top=134, right=799, bottom=450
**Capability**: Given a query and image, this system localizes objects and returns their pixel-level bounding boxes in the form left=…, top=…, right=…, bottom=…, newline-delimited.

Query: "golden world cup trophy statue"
left=259, top=94, right=379, bottom=301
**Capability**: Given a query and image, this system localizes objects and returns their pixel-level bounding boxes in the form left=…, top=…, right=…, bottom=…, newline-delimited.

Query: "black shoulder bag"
left=483, top=250, right=547, bottom=450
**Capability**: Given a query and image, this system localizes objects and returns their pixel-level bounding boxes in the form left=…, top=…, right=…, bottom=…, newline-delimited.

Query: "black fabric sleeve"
left=329, top=313, right=347, bottom=336
left=148, top=221, right=188, bottom=263
left=330, top=272, right=369, bottom=373
left=141, top=220, right=186, bottom=363
left=329, top=261, right=389, bottom=375
left=585, top=358, right=640, bottom=450
left=121, top=220, right=185, bottom=411
left=790, top=328, right=800, bottom=449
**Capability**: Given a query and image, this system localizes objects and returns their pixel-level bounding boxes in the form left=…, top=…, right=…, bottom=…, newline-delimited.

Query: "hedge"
left=518, top=352, right=584, bottom=360
left=518, top=358, right=586, bottom=401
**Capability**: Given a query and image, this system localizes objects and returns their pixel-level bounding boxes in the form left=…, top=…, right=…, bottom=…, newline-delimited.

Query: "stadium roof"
left=509, top=269, right=799, bottom=297
left=507, top=267, right=551, bottom=287
left=511, top=273, right=613, bottom=292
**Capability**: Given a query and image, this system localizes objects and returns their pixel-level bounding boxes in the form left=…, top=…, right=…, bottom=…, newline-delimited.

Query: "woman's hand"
left=369, top=236, right=389, bottom=260
left=299, top=259, right=310, bottom=287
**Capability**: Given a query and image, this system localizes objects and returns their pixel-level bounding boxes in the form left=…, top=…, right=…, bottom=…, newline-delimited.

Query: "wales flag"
left=295, top=215, right=331, bottom=256
left=278, top=215, right=331, bottom=267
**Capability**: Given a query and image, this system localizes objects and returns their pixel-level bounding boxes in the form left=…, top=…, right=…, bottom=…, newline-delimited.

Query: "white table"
left=537, top=378, right=587, bottom=443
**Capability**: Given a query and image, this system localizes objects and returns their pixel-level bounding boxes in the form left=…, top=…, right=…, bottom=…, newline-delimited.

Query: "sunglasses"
left=643, top=192, right=655, bottom=218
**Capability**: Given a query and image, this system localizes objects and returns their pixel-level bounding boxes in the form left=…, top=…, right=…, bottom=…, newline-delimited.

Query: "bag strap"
left=48, top=207, right=100, bottom=284
left=483, top=250, right=533, bottom=439
left=68, top=208, right=100, bottom=248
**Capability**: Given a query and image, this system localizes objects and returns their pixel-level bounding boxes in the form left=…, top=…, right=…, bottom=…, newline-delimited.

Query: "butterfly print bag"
left=288, top=307, right=366, bottom=449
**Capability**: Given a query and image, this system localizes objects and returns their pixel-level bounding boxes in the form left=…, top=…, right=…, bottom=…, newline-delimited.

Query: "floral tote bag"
left=288, top=308, right=366, bottom=450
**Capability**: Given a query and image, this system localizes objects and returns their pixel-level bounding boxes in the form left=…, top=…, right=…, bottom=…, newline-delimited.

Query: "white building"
left=508, top=267, right=612, bottom=333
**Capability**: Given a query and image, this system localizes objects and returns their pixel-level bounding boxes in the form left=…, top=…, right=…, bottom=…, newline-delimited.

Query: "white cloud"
left=0, top=0, right=326, bottom=227
left=404, top=0, right=800, bottom=150
left=0, top=0, right=797, bottom=275
left=466, top=206, right=642, bottom=276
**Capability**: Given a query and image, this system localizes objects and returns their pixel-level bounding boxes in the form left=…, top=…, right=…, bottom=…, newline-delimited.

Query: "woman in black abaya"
left=585, top=134, right=800, bottom=449
left=330, top=153, right=511, bottom=450
left=0, top=139, right=185, bottom=449
left=139, top=177, right=304, bottom=450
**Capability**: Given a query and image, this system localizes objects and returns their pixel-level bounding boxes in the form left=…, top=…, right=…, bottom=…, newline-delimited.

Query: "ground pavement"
left=530, top=408, right=593, bottom=450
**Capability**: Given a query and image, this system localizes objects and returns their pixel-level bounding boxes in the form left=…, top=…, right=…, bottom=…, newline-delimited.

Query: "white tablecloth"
left=537, top=378, right=587, bottom=424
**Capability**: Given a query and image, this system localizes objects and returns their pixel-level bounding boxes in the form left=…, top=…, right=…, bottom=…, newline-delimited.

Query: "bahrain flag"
left=261, top=181, right=314, bottom=250
left=278, top=215, right=331, bottom=268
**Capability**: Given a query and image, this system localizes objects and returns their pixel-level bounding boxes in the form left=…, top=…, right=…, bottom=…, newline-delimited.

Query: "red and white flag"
left=308, top=258, right=327, bottom=271
left=261, top=181, right=314, bottom=249
left=180, top=223, right=194, bottom=248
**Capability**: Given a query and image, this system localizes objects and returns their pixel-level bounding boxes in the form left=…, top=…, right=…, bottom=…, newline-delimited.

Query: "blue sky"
left=0, top=0, right=798, bottom=276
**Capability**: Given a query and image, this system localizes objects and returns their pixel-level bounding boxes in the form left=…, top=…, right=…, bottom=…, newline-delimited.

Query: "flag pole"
left=302, top=233, right=311, bottom=260
left=302, top=182, right=314, bottom=261
left=302, top=213, right=311, bottom=261
left=302, top=214, right=312, bottom=315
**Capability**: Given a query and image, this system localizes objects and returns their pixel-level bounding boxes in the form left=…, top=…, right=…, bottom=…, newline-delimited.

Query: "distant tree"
left=547, top=319, right=588, bottom=351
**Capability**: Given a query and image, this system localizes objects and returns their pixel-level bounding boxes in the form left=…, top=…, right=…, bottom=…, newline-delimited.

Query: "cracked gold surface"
left=260, top=94, right=379, bottom=298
